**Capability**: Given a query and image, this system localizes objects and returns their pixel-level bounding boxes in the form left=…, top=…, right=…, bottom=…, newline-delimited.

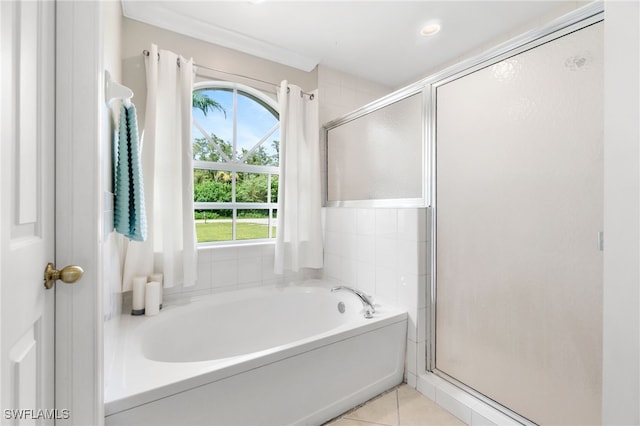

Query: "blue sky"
left=192, top=89, right=280, bottom=162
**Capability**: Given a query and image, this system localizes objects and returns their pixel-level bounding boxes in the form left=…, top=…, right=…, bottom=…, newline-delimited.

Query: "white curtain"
left=274, top=81, right=323, bottom=274
left=122, top=44, right=197, bottom=290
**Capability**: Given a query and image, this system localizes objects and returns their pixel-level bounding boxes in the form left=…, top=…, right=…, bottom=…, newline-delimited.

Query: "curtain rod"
left=142, top=50, right=315, bottom=100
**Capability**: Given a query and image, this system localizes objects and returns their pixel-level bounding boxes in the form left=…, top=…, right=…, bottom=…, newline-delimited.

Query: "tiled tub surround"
left=167, top=243, right=286, bottom=300
left=322, top=207, right=429, bottom=386
left=105, top=281, right=407, bottom=426
left=117, top=244, right=318, bottom=316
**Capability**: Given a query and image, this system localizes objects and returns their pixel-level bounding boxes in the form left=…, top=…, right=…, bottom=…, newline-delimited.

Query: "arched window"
left=192, top=81, right=279, bottom=244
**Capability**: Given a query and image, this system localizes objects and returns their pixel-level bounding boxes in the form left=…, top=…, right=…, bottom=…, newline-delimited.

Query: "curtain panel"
left=122, top=44, right=197, bottom=290
left=274, top=81, right=323, bottom=274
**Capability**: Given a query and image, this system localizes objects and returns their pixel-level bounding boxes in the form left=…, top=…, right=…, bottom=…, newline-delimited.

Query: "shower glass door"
left=434, top=21, right=603, bottom=425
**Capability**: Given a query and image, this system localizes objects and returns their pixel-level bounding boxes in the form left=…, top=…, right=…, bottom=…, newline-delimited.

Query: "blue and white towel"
left=114, top=103, right=147, bottom=241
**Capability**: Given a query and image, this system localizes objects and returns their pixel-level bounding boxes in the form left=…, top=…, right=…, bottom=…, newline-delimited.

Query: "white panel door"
left=1, top=1, right=58, bottom=423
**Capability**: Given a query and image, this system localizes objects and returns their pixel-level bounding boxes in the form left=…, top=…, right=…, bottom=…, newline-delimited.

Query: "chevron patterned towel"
left=114, top=103, right=147, bottom=241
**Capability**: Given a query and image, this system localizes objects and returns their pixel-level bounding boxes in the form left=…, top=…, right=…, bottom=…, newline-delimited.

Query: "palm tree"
left=193, top=91, right=226, bottom=118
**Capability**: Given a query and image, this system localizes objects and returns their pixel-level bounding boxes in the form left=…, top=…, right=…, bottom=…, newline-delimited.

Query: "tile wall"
left=162, top=243, right=292, bottom=302
left=322, top=207, right=429, bottom=386
left=318, top=65, right=391, bottom=123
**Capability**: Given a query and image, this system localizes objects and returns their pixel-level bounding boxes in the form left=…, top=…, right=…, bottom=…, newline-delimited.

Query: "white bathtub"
left=104, top=280, right=407, bottom=425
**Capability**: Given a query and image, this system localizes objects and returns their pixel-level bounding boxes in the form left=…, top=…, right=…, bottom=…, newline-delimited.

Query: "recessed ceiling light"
left=420, top=23, right=441, bottom=37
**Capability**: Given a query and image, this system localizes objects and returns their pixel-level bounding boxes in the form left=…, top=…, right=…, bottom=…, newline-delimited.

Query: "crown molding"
left=122, top=2, right=319, bottom=72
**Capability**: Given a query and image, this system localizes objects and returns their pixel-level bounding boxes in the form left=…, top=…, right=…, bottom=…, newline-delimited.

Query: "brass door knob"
left=44, top=263, right=84, bottom=289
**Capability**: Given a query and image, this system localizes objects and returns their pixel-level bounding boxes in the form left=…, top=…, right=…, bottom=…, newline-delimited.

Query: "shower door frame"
left=424, top=3, right=604, bottom=424
left=322, top=86, right=430, bottom=208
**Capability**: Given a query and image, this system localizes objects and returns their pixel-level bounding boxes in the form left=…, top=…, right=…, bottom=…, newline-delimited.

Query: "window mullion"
left=232, top=171, right=237, bottom=240
left=232, top=87, right=238, bottom=162
left=267, top=174, right=272, bottom=239
left=239, top=123, right=280, bottom=163
left=232, top=88, right=238, bottom=241
left=193, top=119, right=232, bottom=162
left=195, top=202, right=276, bottom=210
left=194, top=161, right=278, bottom=174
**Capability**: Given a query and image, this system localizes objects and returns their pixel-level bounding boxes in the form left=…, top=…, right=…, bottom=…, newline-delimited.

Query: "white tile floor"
left=325, top=384, right=465, bottom=426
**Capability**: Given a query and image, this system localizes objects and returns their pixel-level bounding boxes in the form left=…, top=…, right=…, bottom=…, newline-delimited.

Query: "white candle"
left=149, top=273, right=163, bottom=309
left=132, top=276, right=147, bottom=315
left=145, top=281, right=160, bottom=316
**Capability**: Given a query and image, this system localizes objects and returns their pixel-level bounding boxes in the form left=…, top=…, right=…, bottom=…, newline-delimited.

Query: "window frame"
left=192, top=80, right=280, bottom=246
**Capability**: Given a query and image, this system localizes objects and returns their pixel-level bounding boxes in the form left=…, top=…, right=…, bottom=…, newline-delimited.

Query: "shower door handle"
left=597, top=231, right=604, bottom=251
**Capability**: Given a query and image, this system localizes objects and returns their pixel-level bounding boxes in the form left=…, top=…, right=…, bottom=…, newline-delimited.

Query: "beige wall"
left=122, top=17, right=317, bottom=91
left=121, top=17, right=317, bottom=128
left=118, top=17, right=394, bottom=153
left=318, top=64, right=392, bottom=124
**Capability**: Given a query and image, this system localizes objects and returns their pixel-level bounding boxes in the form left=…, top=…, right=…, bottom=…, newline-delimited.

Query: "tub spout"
left=331, top=286, right=375, bottom=319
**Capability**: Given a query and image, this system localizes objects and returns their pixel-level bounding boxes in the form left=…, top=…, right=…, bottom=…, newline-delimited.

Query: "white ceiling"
left=121, top=1, right=581, bottom=87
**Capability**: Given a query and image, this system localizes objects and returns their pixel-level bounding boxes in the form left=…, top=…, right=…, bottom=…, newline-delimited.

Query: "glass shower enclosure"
left=323, top=4, right=604, bottom=424
left=431, top=13, right=603, bottom=426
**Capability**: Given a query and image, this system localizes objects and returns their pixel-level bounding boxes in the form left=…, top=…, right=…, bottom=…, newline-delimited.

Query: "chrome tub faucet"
left=331, top=286, right=375, bottom=318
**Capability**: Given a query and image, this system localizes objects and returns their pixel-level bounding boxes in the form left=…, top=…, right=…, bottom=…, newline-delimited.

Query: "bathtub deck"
left=325, top=384, right=464, bottom=426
